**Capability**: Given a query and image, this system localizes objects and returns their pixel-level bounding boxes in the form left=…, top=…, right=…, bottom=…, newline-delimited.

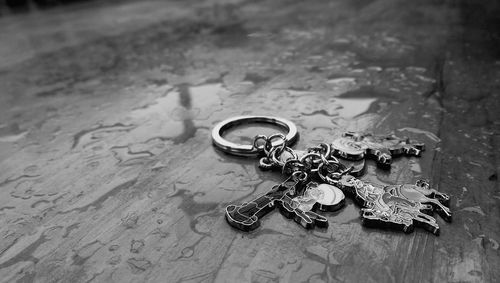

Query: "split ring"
left=212, top=115, right=299, bottom=157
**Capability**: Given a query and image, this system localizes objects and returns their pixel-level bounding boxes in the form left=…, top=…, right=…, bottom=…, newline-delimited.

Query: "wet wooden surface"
left=0, top=0, right=499, bottom=282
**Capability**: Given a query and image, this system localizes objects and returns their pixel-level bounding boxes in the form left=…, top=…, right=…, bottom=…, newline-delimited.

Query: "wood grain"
left=0, top=0, right=498, bottom=282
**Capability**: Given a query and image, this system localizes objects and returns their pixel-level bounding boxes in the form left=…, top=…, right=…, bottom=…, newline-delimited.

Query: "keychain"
left=212, top=116, right=451, bottom=234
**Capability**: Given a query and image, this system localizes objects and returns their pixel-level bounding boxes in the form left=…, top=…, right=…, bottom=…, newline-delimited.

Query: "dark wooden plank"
left=0, top=0, right=498, bottom=282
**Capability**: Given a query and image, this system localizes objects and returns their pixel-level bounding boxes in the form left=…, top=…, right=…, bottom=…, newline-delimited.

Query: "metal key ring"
left=212, top=115, right=299, bottom=157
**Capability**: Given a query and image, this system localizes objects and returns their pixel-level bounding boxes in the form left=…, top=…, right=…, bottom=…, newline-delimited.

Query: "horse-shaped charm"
left=333, top=175, right=451, bottom=235
left=331, top=132, right=425, bottom=167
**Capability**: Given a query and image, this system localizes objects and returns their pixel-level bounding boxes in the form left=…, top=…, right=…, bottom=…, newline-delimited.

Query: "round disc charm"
left=307, top=183, right=345, bottom=212
left=331, top=137, right=365, bottom=160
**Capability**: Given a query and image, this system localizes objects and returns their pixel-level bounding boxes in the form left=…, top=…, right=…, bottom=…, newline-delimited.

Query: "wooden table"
left=0, top=0, right=498, bottom=282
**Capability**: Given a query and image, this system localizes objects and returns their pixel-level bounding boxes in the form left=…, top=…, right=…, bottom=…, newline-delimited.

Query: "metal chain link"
left=253, top=135, right=348, bottom=181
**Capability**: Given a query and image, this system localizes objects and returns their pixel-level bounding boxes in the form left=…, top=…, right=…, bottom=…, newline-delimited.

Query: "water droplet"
left=151, top=228, right=169, bottom=238
left=108, top=245, right=119, bottom=252
left=130, top=239, right=145, bottom=254
left=31, top=199, right=51, bottom=209
left=121, top=212, right=139, bottom=229
left=107, top=255, right=121, bottom=265
left=23, top=165, right=39, bottom=174
left=180, top=247, right=194, bottom=258
left=86, top=161, right=100, bottom=169
left=0, top=123, right=27, bottom=142
left=127, top=258, right=152, bottom=274
left=111, top=146, right=154, bottom=165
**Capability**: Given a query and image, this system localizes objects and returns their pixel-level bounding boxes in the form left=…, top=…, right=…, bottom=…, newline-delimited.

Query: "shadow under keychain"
left=212, top=115, right=451, bottom=235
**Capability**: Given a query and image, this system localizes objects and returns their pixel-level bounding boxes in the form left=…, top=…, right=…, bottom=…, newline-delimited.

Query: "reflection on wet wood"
left=0, top=0, right=499, bottom=282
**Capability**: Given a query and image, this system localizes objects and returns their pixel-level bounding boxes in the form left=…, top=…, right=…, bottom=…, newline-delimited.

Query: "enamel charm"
left=333, top=174, right=451, bottom=235
left=331, top=132, right=425, bottom=167
left=279, top=182, right=345, bottom=229
left=225, top=175, right=303, bottom=231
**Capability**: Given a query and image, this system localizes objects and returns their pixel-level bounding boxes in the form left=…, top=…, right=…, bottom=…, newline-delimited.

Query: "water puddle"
left=129, top=82, right=224, bottom=144
left=397, top=127, right=441, bottom=142
left=72, top=123, right=135, bottom=149
left=460, top=206, right=486, bottom=216
left=110, top=145, right=154, bottom=165
left=330, top=35, right=421, bottom=69
left=130, top=89, right=180, bottom=120
left=331, top=203, right=360, bottom=224
left=0, top=123, right=28, bottom=143
left=299, top=96, right=377, bottom=119
left=181, top=83, right=224, bottom=120
left=409, top=159, right=422, bottom=174
left=242, top=73, right=270, bottom=85
left=337, top=86, right=400, bottom=100
left=0, top=131, right=28, bottom=142
left=131, top=83, right=224, bottom=121
left=326, top=77, right=356, bottom=85
left=335, top=98, right=377, bottom=118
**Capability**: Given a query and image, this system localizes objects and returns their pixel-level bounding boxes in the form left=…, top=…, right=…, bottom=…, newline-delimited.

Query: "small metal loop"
left=327, top=155, right=339, bottom=165
left=282, top=159, right=305, bottom=176
left=320, top=143, right=331, bottom=158
left=212, top=116, right=298, bottom=157
left=299, top=152, right=322, bottom=164
left=258, top=157, right=274, bottom=170
left=271, top=146, right=298, bottom=168
left=317, top=163, right=328, bottom=182
left=264, top=133, right=287, bottom=156
left=317, top=162, right=341, bottom=183
left=317, top=159, right=351, bottom=183
left=299, top=152, right=323, bottom=172
left=292, top=171, right=308, bottom=182
left=253, top=135, right=268, bottom=151
left=320, top=154, right=330, bottom=166
left=309, top=143, right=331, bottom=158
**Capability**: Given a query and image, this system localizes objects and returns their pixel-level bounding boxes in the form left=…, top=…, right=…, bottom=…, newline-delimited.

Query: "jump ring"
left=271, top=146, right=298, bottom=167
left=259, top=157, right=274, bottom=170
left=253, top=135, right=268, bottom=151
left=264, top=133, right=287, bottom=156
left=292, top=171, right=308, bottom=182
left=317, top=159, right=349, bottom=183
left=282, top=159, right=305, bottom=176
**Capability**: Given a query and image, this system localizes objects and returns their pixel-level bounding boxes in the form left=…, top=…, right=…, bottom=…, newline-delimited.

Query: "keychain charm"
left=296, top=182, right=345, bottom=212
left=279, top=182, right=345, bottom=229
left=318, top=164, right=451, bottom=235
left=331, top=132, right=425, bottom=167
left=225, top=174, right=306, bottom=231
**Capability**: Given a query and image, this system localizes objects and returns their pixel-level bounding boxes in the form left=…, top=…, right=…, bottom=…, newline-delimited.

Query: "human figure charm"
left=279, top=182, right=345, bottom=229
